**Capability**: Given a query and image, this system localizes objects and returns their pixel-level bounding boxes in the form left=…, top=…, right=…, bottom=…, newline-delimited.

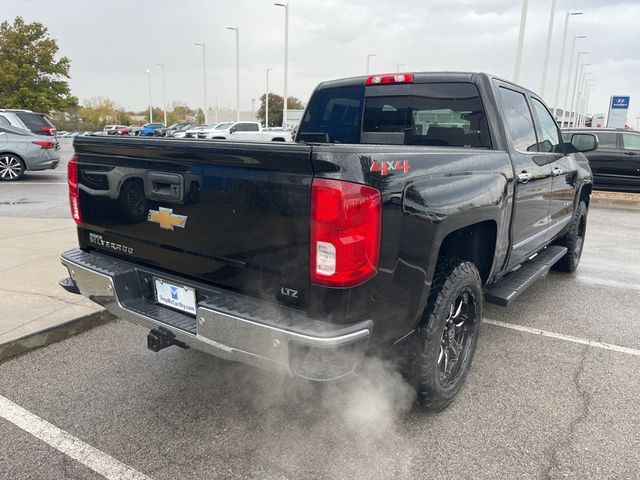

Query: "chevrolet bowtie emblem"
left=147, top=207, right=187, bottom=230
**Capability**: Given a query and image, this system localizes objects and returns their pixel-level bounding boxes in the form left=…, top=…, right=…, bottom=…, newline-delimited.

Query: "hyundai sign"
left=611, top=96, right=630, bottom=109
left=607, top=95, right=631, bottom=128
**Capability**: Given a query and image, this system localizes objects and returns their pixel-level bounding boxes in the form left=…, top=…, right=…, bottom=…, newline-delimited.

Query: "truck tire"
left=410, top=261, right=482, bottom=412
left=552, top=200, right=587, bottom=273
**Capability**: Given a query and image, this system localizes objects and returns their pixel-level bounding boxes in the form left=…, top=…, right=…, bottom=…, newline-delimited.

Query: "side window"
left=498, top=87, right=538, bottom=152
left=246, top=123, right=259, bottom=132
left=622, top=133, right=640, bottom=151
left=232, top=123, right=244, bottom=132
left=531, top=98, right=561, bottom=153
left=0, top=115, right=10, bottom=127
left=594, top=133, right=617, bottom=149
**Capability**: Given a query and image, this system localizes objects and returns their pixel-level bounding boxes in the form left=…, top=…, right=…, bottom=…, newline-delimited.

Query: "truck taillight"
left=67, top=155, right=82, bottom=225
left=310, top=178, right=381, bottom=287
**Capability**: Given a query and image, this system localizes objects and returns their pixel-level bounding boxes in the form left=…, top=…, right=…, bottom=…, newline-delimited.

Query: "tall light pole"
left=396, top=63, right=406, bottom=72
left=513, top=0, right=528, bottom=83
left=275, top=3, right=289, bottom=128
left=227, top=27, right=240, bottom=121
left=366, top=53, right=376, bottom=74
left=145, top=69, right=152, bottom=123
left=561, top=35, right=587, bottom=126
left=572, top=67, right=592, bottom=127
left=552, top=11, right=583, bottom=118
left=572, top=70, right=591, bottom=127
left=569, top=56, right=590, bottom=126
left=194, top=43, right=208, bottom=123
left=583, top=87, right=594, bottom=126
left=577, top=77, right=593, bottom=127
left=265, top=67, right=272, bottom=128
left=579, top=85, right=593, bottom=127
left=156, top=63, right=167, bottom=126
left=636, top=116, right=640, bottom=131
left=540, top=0, right=556, bottom=96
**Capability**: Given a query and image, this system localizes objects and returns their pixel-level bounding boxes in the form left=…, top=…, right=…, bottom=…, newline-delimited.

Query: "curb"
left=590, top=197, right=640, bottom=211
left=0, top=309, right=116, bottom=363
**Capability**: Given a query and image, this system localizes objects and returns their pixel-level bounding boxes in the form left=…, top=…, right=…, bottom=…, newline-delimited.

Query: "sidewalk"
left=591, top=190, right=640, bottom=210
left=0, top=217, right=113, bottom=362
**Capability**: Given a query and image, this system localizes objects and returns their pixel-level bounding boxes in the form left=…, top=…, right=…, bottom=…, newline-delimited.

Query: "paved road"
left=0, top=138, right=73, bottom=219
left=0, top=206, right=639, bottom=479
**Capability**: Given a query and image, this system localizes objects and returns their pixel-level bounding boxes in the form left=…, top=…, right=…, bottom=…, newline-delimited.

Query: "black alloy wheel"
left=409, top=261, right=483, bottom=412
left=437, top=290, right=478, bottom=389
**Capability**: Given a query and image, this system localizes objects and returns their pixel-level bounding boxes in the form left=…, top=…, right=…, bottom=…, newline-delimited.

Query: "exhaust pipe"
left=147, top=328, right=189, bottom=352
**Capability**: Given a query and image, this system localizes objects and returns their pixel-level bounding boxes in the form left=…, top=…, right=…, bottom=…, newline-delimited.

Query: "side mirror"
left=570, top=133, right=598, bottom=153
left=229, top=126, right=237, bottom=134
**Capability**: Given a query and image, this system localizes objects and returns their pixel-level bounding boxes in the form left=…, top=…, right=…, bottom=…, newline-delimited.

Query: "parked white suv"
left=206, top=121, right=290, bottom=142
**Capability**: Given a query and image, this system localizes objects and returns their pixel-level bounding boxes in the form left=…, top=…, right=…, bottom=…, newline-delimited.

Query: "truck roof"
left=315, top=71, right=539, bottom=97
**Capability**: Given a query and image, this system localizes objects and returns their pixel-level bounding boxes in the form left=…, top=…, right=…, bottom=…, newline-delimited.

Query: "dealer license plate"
left=154, top=278, right=197, bottom=316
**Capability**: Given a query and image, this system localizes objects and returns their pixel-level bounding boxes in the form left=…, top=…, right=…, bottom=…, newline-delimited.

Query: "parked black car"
left=563, top=128, right=640, bottom=192
left=156, top=123, right=193, bottom=137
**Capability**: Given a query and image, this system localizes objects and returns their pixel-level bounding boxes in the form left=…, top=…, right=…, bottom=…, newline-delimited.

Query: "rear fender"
left=400, top=171, right=510, bottom=320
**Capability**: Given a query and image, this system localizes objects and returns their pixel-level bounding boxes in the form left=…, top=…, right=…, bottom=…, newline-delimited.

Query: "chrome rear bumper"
left=60, top=249, right=372, bottom=380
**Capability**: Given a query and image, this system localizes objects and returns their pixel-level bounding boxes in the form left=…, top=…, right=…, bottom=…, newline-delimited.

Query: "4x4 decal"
left=369, top=160, right=411, bottom=176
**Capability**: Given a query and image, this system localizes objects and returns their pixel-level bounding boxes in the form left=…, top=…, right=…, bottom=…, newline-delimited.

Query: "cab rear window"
left=297, top=82, right=490, bottom=148
left=362, top=84, right=490, bottom=148
left=297, top=85, right=364, bottom=143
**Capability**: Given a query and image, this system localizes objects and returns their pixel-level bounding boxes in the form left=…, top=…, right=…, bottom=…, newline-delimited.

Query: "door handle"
left=552, top=167, right=563, bottom=176
left=624, top=151, right=637, bottom=156
left=517, top=171, right=532, bottom=184
left=147, top=172, right=184, bottom=203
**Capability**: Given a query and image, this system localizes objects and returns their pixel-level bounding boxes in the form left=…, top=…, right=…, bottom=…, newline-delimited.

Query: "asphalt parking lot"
left=0, top=139, right=72, bottom=219
left=1, top=143, right=640, bottom=479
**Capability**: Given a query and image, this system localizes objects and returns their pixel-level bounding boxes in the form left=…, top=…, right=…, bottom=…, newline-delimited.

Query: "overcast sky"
left=4, top=0, right=640, bottom=124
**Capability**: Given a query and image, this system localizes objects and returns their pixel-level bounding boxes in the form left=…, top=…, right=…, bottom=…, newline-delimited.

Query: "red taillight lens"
left=32, top=140, right=55, bottom=149
left=365, top=73, right=414, bottom=85
left=310, top=178, right=381, bottom=287
left=41, top=126, right=55, bottom=136
left=67, top=155, right=82, bottom=225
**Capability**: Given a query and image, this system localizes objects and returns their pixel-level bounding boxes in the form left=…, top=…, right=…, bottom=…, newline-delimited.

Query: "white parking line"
left=0, top=182, right=66, bottom=185
left=0, top=395, right=152, bottom=480
left=484, top=318, right=640, bottom=357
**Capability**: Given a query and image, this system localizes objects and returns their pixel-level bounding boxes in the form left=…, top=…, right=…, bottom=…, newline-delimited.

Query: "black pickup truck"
left=60, top=72, right=596, bottom=411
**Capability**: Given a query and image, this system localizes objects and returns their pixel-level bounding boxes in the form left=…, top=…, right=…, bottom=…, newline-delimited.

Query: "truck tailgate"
left=74, top=137, right=313, bottom=307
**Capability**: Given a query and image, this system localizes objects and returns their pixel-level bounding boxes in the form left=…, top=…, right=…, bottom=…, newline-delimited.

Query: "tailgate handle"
left=147, top=172, right=184, bottom=203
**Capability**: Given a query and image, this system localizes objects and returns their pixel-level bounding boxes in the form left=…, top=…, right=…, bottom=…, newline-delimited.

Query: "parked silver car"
left=0, top=125, right=60, bottom=181
left=0, top=109, right=57, bottom=136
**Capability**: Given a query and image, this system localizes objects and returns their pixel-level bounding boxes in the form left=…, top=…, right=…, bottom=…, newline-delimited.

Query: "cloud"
left=2, top=0, right=639, bottom=122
